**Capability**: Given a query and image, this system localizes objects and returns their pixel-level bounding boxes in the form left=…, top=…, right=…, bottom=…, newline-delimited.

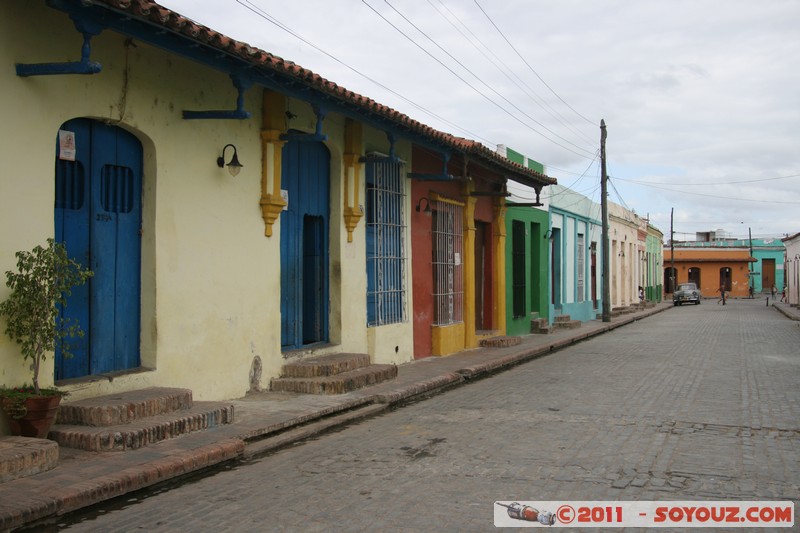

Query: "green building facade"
left=505, top=205, right=550, bottom=335
left=646, top=224, right=664, bottom=302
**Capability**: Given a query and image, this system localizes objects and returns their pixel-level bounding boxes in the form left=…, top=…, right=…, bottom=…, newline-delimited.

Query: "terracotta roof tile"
left=87, top=0, right=555, bottom=186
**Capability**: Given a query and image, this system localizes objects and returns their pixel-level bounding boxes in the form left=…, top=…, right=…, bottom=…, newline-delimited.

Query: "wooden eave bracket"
left=16, top=16, right=103, bottom=76
left=183, top=74, right=253, bottom=120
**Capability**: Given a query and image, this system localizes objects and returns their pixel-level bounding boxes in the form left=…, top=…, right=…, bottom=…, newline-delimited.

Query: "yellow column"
left=463, top=181, right=477, bottom=349
left=343, top=119, right=363, bottom=243
left=260, top=90, right=287, bottom=237
left=429, top=192, right=467, bottom=356
left=493, top=197, right=507, bottom=334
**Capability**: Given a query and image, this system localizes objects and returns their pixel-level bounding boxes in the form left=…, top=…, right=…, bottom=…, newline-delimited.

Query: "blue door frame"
left=280, top=139, right=330, bottom=349
left=55, top=118, right=142, bottom=378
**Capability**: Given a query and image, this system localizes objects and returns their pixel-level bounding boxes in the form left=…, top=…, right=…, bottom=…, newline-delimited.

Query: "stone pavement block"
left=22, top=302, right=792, bottom=532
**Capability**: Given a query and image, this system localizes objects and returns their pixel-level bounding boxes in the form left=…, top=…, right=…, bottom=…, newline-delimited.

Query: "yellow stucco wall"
left=431, top=323, right=466, bottom=356
left=0, top=2, right=415, bottom=409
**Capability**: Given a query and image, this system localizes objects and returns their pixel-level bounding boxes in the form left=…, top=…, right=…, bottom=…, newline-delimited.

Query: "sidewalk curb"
left=773, top=303, right=800, bottom=321
left=241, top=404, right=390, bottom=460
left=235, top=304, right=673, bottom=459
left=0, top=438, right=245, bottom=532
left=0, top=304, right=671, bottom=532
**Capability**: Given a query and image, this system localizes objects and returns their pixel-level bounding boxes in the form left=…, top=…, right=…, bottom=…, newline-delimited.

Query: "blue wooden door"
left=280, top=139, right=329, bottom=349
left=55, top=119, right=142, bottom=378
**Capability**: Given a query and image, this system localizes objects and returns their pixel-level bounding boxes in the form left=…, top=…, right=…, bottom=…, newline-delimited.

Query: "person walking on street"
left=717, top=284, right=726, bottom=305
left=771, top=285, right=778, bottom=300
left=780, top=286, right=786, bottom=303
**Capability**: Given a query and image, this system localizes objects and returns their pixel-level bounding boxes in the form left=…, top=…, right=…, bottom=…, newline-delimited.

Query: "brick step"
left=553, top=319, right=581, bottom=330
left=0, top=436, right=59, bottom=483
left=49, top=402, right=235, bottom=452
left=531, top=317, right=552, bottom=334
left=270, top=364, right=398, bottom=394
left=554, top=314, right=572, bottom=323
left=279, top=353, right=371, bottom=379
left=531, top=317, right=549, bottom=328
left=479, top=336, right=522, bottom=348
left=56, top=387, right=193, bottom=427
left=611, top=307, right=636, bottom=317
left=611, top=305, right=637, bottom=316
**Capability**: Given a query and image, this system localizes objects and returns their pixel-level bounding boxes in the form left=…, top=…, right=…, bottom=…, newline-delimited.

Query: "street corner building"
left=662, top=248, right=756, bottom=300
left=0, top=0, right=556, bottom=421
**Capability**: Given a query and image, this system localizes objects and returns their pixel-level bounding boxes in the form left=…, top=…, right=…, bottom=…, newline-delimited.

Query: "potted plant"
left=0, top=238, right=92, bottom=438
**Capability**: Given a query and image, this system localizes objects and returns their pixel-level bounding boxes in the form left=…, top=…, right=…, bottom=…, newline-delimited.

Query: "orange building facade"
left=663, top=248, right=756, bottom=299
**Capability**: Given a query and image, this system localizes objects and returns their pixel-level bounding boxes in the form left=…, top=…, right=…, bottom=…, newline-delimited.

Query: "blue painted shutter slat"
left=55, top=119, right=141, bottom=378
left=55, top=120, right=91, bottom=378
left=280, top=139, right=329, bottom=349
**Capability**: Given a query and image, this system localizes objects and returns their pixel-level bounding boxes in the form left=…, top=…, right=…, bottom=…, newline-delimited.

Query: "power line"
left=473, top=0, right=596, bottom=126
left=562, top=150, right=599, bottom=190
left=237, top=0, right=495, bottom=145
left=613, top=173, right=800, bottom=186
left=507, top=152, right=597, bottom=202
left=623, top=180, right=800, bottom=204
left=427, top=0, right=597, bottom=147
left=382, top=0, right=595, bottom=156
left=362, top=0, right=595, bottom=159
left=238, top=1, right=591, bottom=174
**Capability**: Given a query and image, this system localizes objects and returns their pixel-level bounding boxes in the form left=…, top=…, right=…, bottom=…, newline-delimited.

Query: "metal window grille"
left=55, top=160, right=85, bottom=210
left=577, top=233, right=585, bottom=302
left=512, top=220, right=526, bottom=318
left=366, top=159, right=406, bottom=326
left=432, top=199, right=463, bottom=325
left=101, top=164, right=134, bottom=213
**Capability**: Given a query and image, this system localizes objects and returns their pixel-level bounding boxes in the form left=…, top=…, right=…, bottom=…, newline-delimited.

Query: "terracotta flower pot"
left=1, top=395, right=62, bottom=439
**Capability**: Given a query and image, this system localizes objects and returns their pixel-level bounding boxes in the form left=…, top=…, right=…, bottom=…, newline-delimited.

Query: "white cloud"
left=165, top=0, right=800, bottom=238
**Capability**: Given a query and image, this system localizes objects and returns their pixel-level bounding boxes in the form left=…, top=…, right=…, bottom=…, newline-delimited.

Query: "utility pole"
left=601, top=120, right=610, bottom=322
left=670, top=208, right=675, bottom=293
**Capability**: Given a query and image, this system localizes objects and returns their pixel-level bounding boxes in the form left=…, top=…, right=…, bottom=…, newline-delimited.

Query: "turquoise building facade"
left=547, top=185, right=603, bottom=323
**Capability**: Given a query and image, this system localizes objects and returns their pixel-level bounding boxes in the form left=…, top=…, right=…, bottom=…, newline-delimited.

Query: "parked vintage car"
left=673, top=283, right=701, bottom=305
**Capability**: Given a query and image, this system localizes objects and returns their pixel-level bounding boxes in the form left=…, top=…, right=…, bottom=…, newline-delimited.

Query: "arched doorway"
left=54, top=118, right=142, bottom=379
left=719, top=267, right=732, bottom=291
left=688, top=267, right=701, bottom=288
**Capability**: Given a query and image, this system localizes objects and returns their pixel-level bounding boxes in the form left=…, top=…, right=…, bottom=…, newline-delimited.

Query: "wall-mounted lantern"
left=217, top=144, right=243, bottom=177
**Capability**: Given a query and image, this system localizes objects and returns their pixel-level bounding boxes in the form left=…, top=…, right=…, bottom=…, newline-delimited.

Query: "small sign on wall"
left=280, top=189, right=289, bottom=211
left=58, top=130, right=76, bottom=161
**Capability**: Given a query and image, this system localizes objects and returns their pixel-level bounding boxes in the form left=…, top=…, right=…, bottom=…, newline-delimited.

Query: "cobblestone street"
left=54, top=300, right=799, bottom=532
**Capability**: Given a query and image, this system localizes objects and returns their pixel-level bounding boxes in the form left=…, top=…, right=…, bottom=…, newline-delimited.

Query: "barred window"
left=432, top=198, right=463, bottom=325
left=366, top=159, right=406, bottom=326
left=55, top=160, right=85, bottom=210
left=101, top=164, right=134, bottom=213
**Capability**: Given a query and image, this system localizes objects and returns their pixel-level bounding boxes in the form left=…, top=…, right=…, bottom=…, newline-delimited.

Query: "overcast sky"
left=164, top=0, right=799, bottom=241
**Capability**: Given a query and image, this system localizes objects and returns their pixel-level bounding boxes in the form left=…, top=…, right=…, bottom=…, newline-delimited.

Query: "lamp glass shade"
left=227, top=150, right=243, bottom=177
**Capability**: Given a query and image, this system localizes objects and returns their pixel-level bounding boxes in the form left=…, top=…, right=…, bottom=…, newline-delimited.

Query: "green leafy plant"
left=0, top=239, right=92, bottom=401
